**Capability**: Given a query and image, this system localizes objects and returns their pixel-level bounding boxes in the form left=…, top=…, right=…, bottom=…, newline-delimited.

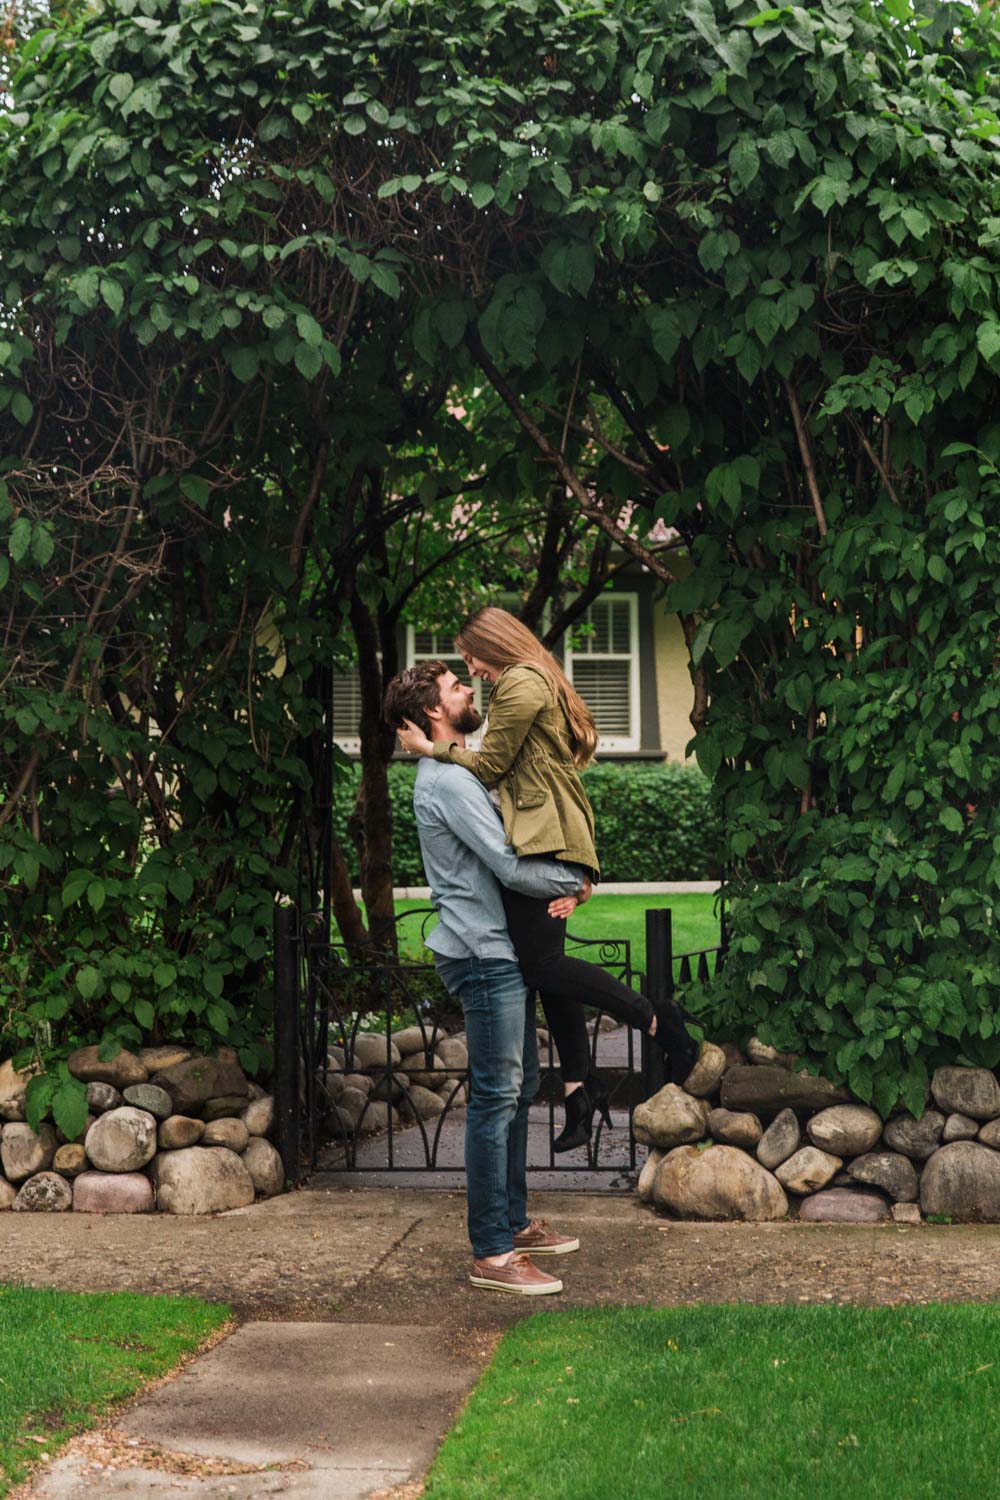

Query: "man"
left=383, top=660, right=587, bottom=1295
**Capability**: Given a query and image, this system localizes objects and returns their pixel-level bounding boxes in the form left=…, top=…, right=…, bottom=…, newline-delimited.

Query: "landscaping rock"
left=73, top=1171, right=154, bottom=1214
left=943, top=1113, right=980, bottom=1143
left=348, top=1034, right=402, bottom=1070
left=202, top=1118, right=250, bottom=1152
left=52, top=1144, right=88, bottom=1178
left=158, top=1116, right=205, bottom=1150
left=706, top=1108, right=762, bottom=1149
left=122, top=1083, right=173, bottom=1120
left=85, top=1082, right=123, bottom=1114
left=370, top=1074, right=407, bottom=1103
left=0, top=1057, right=37, bottom=1121
left=342, top=1072, right=373, bottom=1096
left=653, top=1144, right=788, bottom=1222
left=883, top=1111, right=945, bottom=1161
left=400, top=1085, right=447, bottom=1121
left=892, top=1202, right=922, bottom=1225
left=242, top=1138, right=284, bottom=1198
left=151, top=1147, right=255, bottom=1215
left=14, top=1171, right=73, bottom=1212
left=241, top=1095, right=275, bottom=1137
left=436, top=1037, right=469, bottom=1074
left=202, top=1094, right=249, bottom=1121
left=746, top=1037, right=799, bottom=1069
left=847, top=1151, right=919, bottom=1202
left=151, top=1056, right=248, bottom=1114
left=775, top=1147, right=842, bottom=1195
left=401, top=1051, right=448, bottom=1089
left=756, top=1108, right=800, bottom=1170
left=0, top=1178, right=15, bottom=1210
left=682, top=1042, right=728, bottom=1098
left=1, top=1123, right=56, bottom=1183
left=978, top=1119, right=1000, bottom=1149
left=637, top=1149, right=664, bottom=1203
left=719, top=1041, right=747, bottom=1069
left=138, top=1045, right=191, bottom=1073
left=721, top=1065, right=851, bottom=1116
left=356, top=1101, right=398, bottom=1136
left=391, top=1026, right=436, bottom=1056
left=67, top=1045, right=148, bottom=1090
left=85, top=1107, right=157, bottom=1173
left=337, top=1087, right=368, bottom=1129
left=931, top=1067, right=1000, bottom=1122
left=798, top=1188, right=890, bottom=1222
left=632, top=1085, right=710, bottom=1150
left=327, top=1045, right=346, bottom=1070
left=807, top=1105, right=882, bottom=1157
left=436, top=1078, right=467, bottom=1109
left=921, top=1141, right=1000, bottom=1221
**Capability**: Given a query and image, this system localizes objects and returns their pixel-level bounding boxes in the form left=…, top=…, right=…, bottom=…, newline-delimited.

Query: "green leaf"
left=87, top=880, right=106, bottom=913
left=109, top=71, right=134, bottom=102
left=729, top=135, right=760, bottom=191
left=470, top=181, right=494, bottom=208
left=435, top=302, right=467, bottom=349
left=294, top=342, right=323, bottom=379
left=134, top=998, right=155, bottom=1029
left=939, top=806, right=964, bottom=834
left=100, top=278, right=124, bottom=317
left=296, top=312, right=324, bottom=346
left=25, top=1074, right=58, bottom=1134
left=153, top=962, right=177, bottom=989
left=30, top=524, right=54, bottom=567
left=976, top=321, right=1000, bottom=364
left=9, top=516, right=31, bottom=563
left=228, top=347, right=259, bottom=383
left=76, top=964, right=100, bottom=1000
left=52, top=1077, right=89, bottom=1142
left=11, top=391, right=32, bottom=425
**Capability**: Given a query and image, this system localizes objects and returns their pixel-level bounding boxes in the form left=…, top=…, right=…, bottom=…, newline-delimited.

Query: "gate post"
left=273, top=901, right=301, bottom=1186
left=642, top=907, right=673, bottom=1099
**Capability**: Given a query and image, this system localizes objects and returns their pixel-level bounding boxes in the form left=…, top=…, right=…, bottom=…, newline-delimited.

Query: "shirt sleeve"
left=431, top=666, right=549, bottom=787
left=437, top=775, right=582, bottom=898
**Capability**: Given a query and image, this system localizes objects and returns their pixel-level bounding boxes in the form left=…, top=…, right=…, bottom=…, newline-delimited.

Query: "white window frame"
left=563, top=591, right=641, bottom=754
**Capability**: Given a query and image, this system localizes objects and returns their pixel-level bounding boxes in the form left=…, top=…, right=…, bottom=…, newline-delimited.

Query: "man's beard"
left=452, top=705, right=483, bottom=734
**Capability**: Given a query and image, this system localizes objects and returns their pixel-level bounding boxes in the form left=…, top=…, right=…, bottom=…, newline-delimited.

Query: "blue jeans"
left=435, top=955, right=539, bottom=1259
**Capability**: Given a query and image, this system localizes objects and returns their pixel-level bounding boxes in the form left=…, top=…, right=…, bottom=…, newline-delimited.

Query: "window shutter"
left=565, top=594, right=639, bottom=751
left=331, top=668, right=363, bottom=747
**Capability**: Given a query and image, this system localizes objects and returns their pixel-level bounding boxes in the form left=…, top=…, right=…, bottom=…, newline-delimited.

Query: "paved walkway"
left=12, top=1181, right=1000, bottom=1498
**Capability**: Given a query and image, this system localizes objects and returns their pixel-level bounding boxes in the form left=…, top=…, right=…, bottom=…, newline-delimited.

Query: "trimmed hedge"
left=331, top=761, right=722, bottom=885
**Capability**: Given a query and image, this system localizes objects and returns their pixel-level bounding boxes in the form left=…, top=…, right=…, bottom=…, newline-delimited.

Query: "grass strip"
left=425, top=1304, right=1000, bottom=1500
left=0, top=1285, right=229, bottom=1496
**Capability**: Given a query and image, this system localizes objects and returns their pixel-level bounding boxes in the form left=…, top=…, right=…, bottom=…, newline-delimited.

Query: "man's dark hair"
left=383, top=659, right=450, bottom=737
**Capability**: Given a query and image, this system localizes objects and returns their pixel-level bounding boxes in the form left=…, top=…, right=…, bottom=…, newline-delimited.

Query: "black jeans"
left=501, top=886, right=655, bottom=1084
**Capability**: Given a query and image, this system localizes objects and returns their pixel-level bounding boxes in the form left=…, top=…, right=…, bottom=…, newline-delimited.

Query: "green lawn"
left=394, top=891, right=722, bottom=978
left=0, top=1286, right=230, bottom=1496
left=425, top=1304, right=1000, bottom=1500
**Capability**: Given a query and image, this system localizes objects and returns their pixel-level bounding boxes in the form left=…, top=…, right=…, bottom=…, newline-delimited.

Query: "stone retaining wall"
left=0, top=1045, right=283, bottom=1215
left=637, top=1038, right=1000, bottom=1223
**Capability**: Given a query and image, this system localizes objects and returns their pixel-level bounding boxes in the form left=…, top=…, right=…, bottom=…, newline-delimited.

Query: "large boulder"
left=67, top=1045, right=148, bottom=1090
left=158, top=1116, right=205, bottom=1150
left=931, top=1068, right=1000, bottom=1122
left=202, top=1095, right=249, bottom=1121
left=401, top=1051, right=448, bottom=1089
left=241, top=1095, right=275, bottom=1137
left=152, top=1057, right=249, bottom=1114
left=653, top=1144, right=788, bottom=1222
left=138, top=1045, right=191, bottom=1073
left=399, top=1085, right=447, bottom=1122
left=14, top=1171, right=73, bottom=1212
left=242, top=1138, right=285, bottom=1198
left=920, top=1141, right=1000, bottom=1221
left=846, top=1151, right=919, bottom=1202
left=73, top=1171, right=154, bottom=1214
left=637, top=1148, right=665, bottom=1203
left=1, top=1123, right=56, bottom=1183
left=150, top=1147, right=255, bottom=1214
left=807, top=1105, right=882, bottom=1157
left=682, top=1043, right=728, bottom=1098
left=756, top=1108, right=800, bottom=1170
left=356, top=1101, right=399, bottom=1136
left=201, top=1118, right=250, bottom=1152
left=706, top=1108, right=762, bottom=1150
left=348, top=1034, right=402, bottom=1071
left=632, top=1085, right=710, bottom=1150
left=0, top=1057, right=38, bottom=1121
left=122, top=1084, right=173, bottom=1120
left=85, top=1108, right=157, bottom=1173
left=775, top=1147, right=842, bottom=1195
left=883, top=1111, right=945, bottom=1161
left=746, top=1036, right=799, bottom=1069
left=436, top=1038, right=469, bottom=1074
left=391, top=1026, right=436, bottom=1057
left=798, top=1187, right=890, bottom=1223
left=720, top=1065, right=850, bottom=1116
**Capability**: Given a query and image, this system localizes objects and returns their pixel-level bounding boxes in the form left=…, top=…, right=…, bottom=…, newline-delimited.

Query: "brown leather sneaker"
left=513, top=1218, right=580, bottom=1256
left=469, top=1253, right=563, bottom=1295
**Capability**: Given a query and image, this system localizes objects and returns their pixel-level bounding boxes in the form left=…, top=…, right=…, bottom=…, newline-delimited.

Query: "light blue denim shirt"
left=413, top=757, right=583, bottom=962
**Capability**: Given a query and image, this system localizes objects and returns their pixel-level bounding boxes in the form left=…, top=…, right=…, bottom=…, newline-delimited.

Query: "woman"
left=397, top=606, right=700, bottom=1151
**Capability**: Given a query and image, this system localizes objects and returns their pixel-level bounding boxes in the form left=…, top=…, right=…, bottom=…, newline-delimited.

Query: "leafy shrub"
left=331, top=761, right=721, bottom=884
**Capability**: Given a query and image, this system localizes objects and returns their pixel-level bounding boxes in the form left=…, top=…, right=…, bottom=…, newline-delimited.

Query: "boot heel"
left=597, top=1096, right=613, bottom=1130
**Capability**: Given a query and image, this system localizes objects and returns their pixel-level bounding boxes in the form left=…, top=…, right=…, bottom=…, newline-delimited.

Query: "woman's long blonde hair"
left=455, top=606, right=598, bottom=768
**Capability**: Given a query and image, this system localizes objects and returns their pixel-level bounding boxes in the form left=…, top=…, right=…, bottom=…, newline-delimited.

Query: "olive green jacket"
left=432, top=664, right=600, bottom=874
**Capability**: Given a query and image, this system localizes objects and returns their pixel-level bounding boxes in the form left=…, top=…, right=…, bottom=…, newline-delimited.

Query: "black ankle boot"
left=651, top=1000, right=701, bottom=1086
left=553, top=1074, right=613, bottom=1154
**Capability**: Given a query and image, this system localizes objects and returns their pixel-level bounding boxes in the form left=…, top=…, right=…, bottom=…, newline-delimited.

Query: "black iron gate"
left=273, top=901, right=725, bottom=1184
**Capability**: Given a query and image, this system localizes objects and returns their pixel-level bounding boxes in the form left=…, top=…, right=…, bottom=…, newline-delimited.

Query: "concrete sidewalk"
left=14, top=1182, right=1000, bottom=1498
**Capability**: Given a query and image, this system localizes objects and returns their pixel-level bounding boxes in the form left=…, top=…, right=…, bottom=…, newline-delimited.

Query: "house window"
left=564, top=593, right=640, bottom=753
left=331, top=667, right=364, bottom=754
